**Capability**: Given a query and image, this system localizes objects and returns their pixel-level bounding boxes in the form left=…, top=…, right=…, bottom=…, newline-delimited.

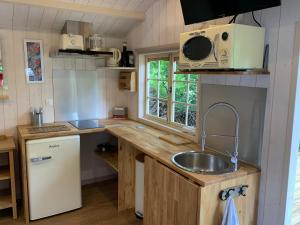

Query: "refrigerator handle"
left=30, top=156, right=52, bottom=163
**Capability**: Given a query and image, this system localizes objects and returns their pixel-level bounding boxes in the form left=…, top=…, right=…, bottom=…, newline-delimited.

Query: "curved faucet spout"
left=201, top=102, right=240, bottom=171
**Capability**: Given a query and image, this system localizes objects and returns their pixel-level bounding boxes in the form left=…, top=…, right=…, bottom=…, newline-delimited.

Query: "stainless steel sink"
left=171, top=151, right=236, bottom=174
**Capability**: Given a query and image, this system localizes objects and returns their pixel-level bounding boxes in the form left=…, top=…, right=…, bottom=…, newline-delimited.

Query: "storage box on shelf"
left=49, top=49, right=113, bottom=59
left=96, top=67, right=137, bottom=71
left=0, top=136, right=17, bottom=219
left=119, top=71, right=136, bottom=92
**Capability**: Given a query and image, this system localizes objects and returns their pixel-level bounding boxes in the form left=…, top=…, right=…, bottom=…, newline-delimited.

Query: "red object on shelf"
left=0, top=73, right=3, bottom=87
left=112, top=115, right=128, bottom=120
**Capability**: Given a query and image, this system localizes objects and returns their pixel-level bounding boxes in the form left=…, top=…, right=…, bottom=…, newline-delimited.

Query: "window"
left=145, top=53, right=198, bottom=129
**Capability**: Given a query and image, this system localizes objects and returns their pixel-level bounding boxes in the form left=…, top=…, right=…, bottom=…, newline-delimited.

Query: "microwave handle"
left=213, top=34, right=219, bottom=61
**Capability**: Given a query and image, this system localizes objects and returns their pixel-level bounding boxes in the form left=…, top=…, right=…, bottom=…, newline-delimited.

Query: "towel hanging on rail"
left=221, top=196, right=240, bottom=225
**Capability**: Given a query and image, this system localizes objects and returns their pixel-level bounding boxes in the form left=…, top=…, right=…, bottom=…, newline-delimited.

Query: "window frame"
left=144, top=52, right=198, bottom=131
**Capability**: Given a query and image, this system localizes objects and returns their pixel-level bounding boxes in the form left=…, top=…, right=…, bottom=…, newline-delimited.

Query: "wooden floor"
left=292, top=153, right=300, bottom=225
left=0, top=179, right=142, bottom=225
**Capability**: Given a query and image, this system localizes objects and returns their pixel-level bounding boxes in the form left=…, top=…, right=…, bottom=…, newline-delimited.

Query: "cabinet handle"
left=30, top=156, right=52, bottom=163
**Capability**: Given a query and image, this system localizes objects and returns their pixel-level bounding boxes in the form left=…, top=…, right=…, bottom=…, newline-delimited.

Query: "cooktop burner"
left=69, top=120, right=104, bottom=130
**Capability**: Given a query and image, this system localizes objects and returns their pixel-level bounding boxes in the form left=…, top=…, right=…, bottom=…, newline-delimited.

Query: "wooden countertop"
left=0, top=136, right=15, bottom=153
left=17, top=119, right=258, bottom=187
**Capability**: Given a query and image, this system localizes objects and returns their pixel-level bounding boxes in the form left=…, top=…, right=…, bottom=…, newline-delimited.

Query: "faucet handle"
left=226, top=150, right=238, bottom=162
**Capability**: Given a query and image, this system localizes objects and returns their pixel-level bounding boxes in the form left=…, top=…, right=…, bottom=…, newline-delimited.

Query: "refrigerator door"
left=26, top=135, right=82, bottom=220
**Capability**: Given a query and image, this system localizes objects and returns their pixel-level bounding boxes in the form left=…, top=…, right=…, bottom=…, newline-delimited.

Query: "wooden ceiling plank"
left=81, top=13, right=96, bottom=23
left=0, top=2, right=13, bottom=29
left=136, top=0, right=156, bottom=11
left=27, top=6, right=44, bottom=31
left=0, top=0, right=145, bottom=20
left=12, top=4, right=29, bottom=30
left=69, top=11, right=84, bottom=21
left=125, top=0, right=143, bottom=11
left=51, top=9, right=71, bottom=31
left=40, top=8, right=59, bottom=31
left=112, top=0, right=130, bottom=10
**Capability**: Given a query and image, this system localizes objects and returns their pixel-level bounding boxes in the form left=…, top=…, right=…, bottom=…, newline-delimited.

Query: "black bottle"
left=121, top=41, right=128, bottom=67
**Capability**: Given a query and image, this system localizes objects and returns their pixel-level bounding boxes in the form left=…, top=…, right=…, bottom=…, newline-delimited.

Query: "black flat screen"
left=180, top=0, right=281, bottom=25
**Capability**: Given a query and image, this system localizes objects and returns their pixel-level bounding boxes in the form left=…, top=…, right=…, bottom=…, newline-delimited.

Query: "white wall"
left=0, top=29, right=129, bottom=189
left=126, top=0, right=300, bottom=224
left=0, top=29, right=131, bottom=135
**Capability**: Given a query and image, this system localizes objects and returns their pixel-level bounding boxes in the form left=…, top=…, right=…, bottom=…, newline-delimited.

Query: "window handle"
left=168, top=86, right=172, bottom=94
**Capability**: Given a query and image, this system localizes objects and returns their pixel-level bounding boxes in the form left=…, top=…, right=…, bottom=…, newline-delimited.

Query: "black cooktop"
left=69, top=120, right=104, bottom=130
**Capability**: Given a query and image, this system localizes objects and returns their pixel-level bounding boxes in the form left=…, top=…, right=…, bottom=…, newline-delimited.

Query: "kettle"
left=106, top=48, right=121, bottom=67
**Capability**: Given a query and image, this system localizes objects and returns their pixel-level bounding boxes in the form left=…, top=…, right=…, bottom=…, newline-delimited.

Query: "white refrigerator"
left=26, top=135, right=82, bottom=220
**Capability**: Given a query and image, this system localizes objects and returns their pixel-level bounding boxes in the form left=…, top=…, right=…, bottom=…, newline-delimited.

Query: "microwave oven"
left=179, top=24, right=265, bottom=70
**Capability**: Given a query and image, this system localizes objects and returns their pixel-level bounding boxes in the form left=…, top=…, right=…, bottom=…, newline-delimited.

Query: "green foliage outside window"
left=146, top=55, right=198, bottom=128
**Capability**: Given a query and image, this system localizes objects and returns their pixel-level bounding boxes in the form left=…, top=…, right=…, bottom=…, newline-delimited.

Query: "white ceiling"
left=0, top=0, right=158, bottom=37
left=60, top=0, right=157, bottom=12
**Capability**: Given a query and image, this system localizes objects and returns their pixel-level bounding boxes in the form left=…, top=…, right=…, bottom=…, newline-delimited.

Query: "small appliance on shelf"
left=106, top=48, right=122, bottom=67
left=87, top=34, right=104, bottom=52
left=112, top=106, right=128, bottom=120
left=179, top=24, right=265, bottom=70
left=60, top=34, right=84, bottom=51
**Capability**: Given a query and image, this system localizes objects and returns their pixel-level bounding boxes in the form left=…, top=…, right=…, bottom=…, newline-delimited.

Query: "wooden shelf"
left=0, top=166, right=10, bottom=181
left=0, top=191, right=12, bottom=210
left=96, top=150, right=118, bottom=172
left=50, top=49, right=113, bottom=59
left=0, top=137, right=15, bottom=153
left=175, top=69, right=270, bottom=75
left=0, top=95, right=9, bottom=100
left=97, top=67, right=136, bottom=71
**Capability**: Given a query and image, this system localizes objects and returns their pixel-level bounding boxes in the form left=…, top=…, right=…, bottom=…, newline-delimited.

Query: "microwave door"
left=182, top=35, right=212, bottom=61
left=213, top=34, right=220, bottom=62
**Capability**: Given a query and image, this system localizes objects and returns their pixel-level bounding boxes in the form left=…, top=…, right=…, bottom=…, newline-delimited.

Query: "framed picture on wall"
left=24, top=39, right=44, bottom=84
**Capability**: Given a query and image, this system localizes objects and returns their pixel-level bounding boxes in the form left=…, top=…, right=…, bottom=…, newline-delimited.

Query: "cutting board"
left=159, top=134, right=193, bottom=145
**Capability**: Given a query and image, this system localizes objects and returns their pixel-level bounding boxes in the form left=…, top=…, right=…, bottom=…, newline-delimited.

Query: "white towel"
left=221, top=196, right=240, bottom=225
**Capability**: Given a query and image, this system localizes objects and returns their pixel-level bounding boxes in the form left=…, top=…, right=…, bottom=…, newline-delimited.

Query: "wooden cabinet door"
left=118, top=138, right=140, bottom=211
left=144, top=156, right=199, bottom=225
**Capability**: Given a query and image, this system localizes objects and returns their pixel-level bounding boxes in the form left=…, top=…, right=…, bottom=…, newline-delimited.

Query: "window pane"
left=174, top=82, right=187, bottom=103
left=148, top=80, right=158, bottom=97
left=174, top=74, right=187, bottom=81
left=174, top=58, right=180, bottom=71
left=188, top=83, right=197, bottom=104
left=159, top=81, right=168, bottom=99
left=159, top=100, right=168, bottom=119
left=189, top=74, right=198, bottom=82
left=174, top=103, right=186, bottom=125
left=149, top=61, right=158, bottom=79
left=159, top=60, right=169, bottom=80
left=148, top=98, right=158, bottom=116
left=188, top=105, right=197, bottom=127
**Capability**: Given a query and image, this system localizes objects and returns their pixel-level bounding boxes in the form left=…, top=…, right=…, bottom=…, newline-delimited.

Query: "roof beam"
left=0, top=0, right=145, bottom=20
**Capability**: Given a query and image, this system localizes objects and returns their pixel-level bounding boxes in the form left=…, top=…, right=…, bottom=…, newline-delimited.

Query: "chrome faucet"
left=201, top=102, right=240, bottom=171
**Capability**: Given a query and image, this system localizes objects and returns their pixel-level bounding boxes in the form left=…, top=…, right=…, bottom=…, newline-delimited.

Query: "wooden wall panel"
left=126, top=1, right=300, bottom=225
left=0, top=30, right=129, bottom=137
